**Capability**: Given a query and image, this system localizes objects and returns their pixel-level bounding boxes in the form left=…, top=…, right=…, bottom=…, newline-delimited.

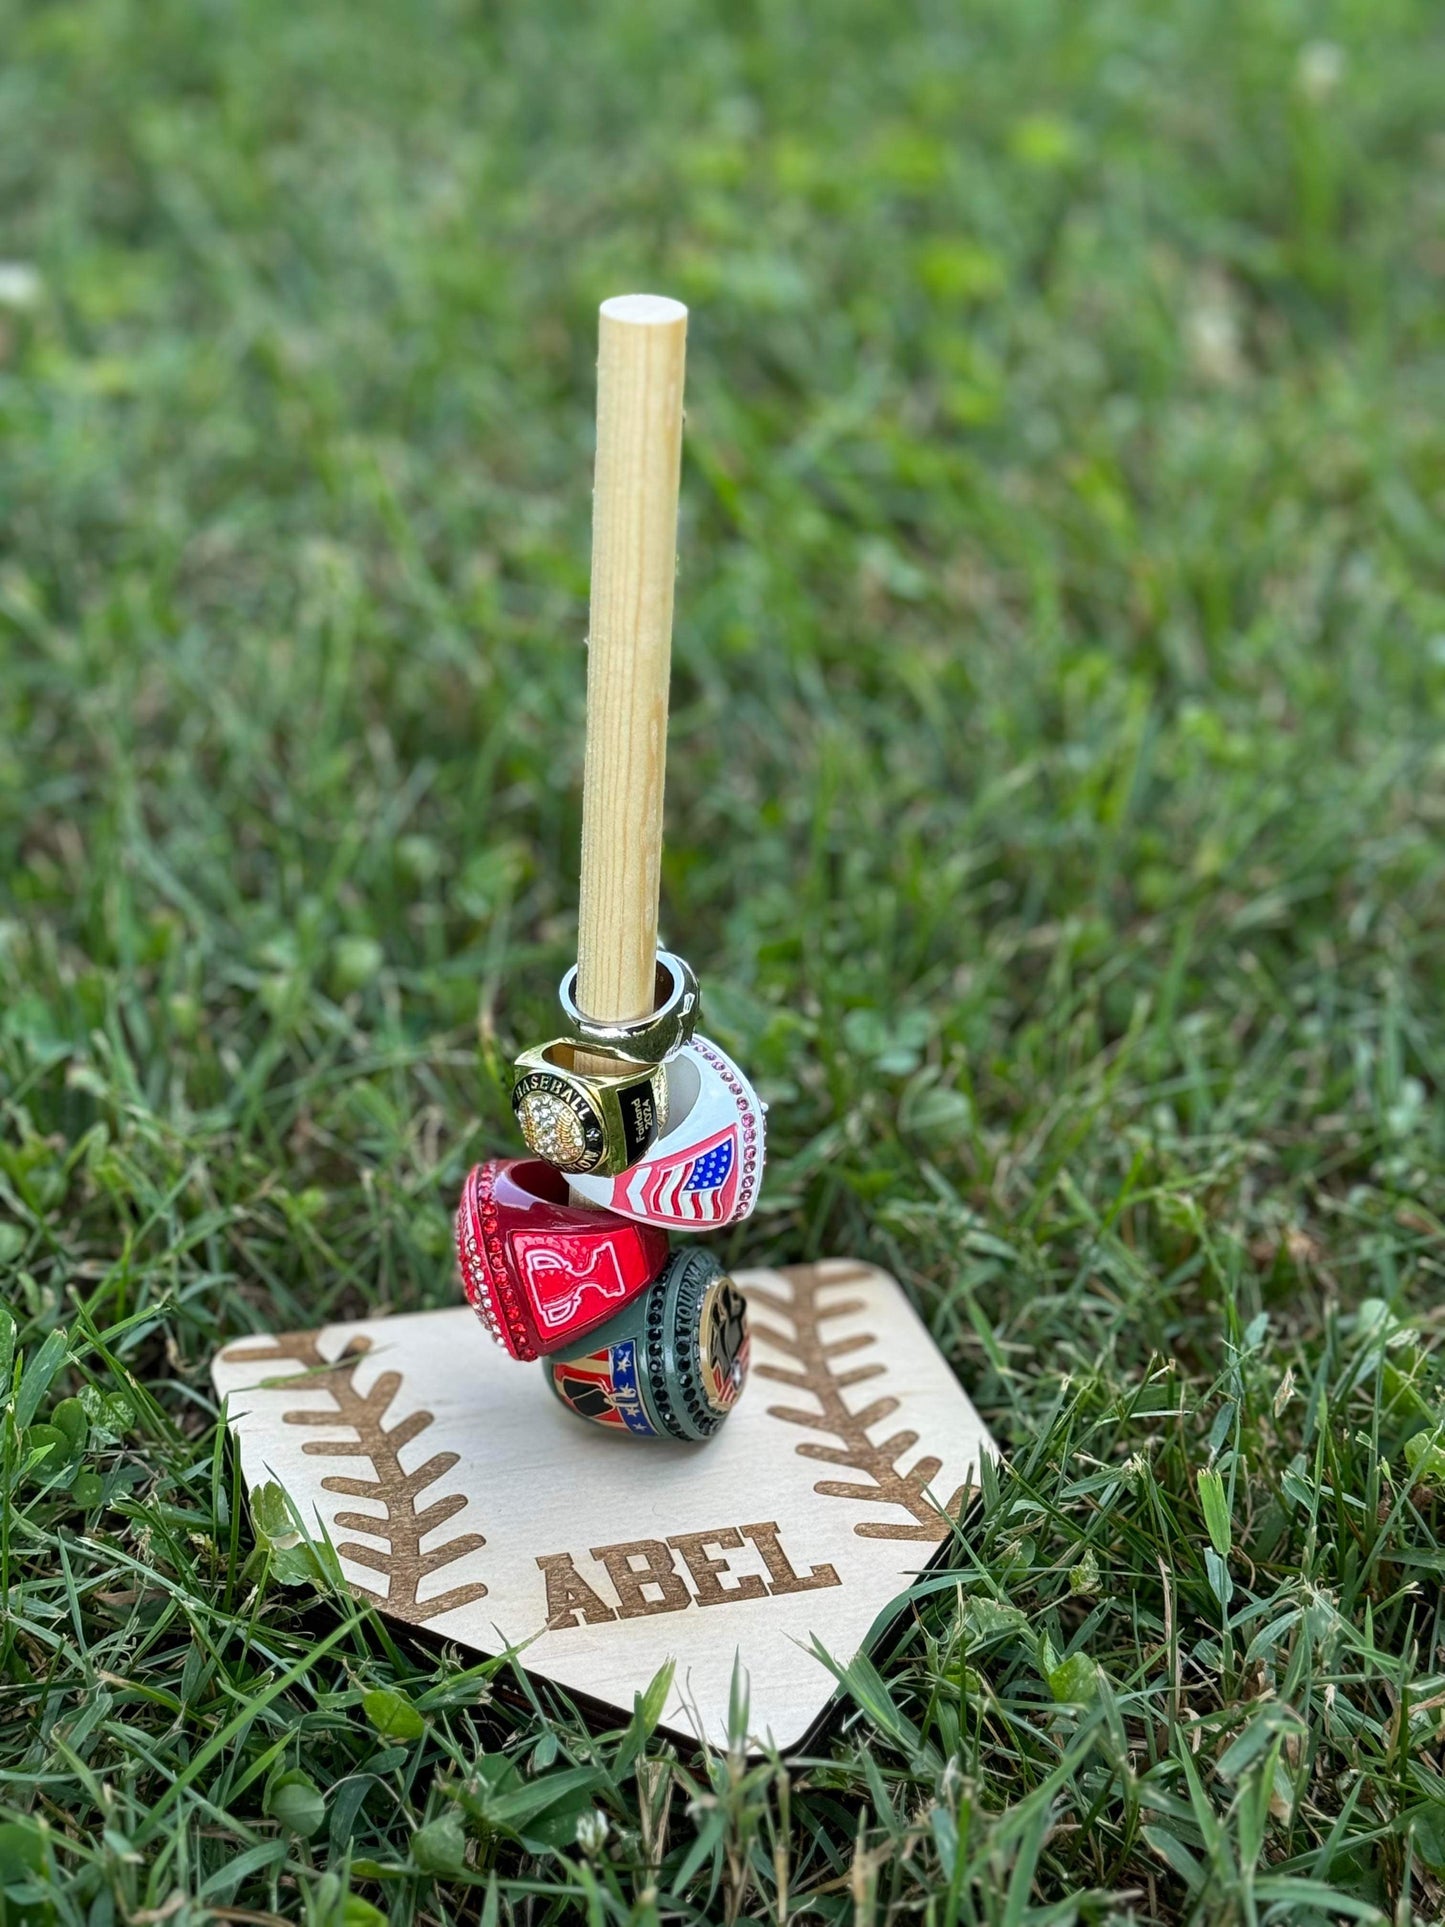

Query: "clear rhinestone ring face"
left=510, top=1044, right=666, bottom=1178
left=516, top=1089, right=589, bottom=1169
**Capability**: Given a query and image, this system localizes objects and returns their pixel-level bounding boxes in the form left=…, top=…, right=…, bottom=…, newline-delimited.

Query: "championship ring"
left=558, top=949, right=700, bottom=1065
left=456, top=1158, right=670, bottom=1360
left=545, top=1247, right=750, bottom=1441
left=511, top=1039, right=669, bottom=1177
left=566, top=1034, right=764, bottom=1227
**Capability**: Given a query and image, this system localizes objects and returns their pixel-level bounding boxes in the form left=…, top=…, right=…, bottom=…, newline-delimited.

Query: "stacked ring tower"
left=454, top=294, right=761, bottom=1444
left=455, top=950, right=763, bottom=1439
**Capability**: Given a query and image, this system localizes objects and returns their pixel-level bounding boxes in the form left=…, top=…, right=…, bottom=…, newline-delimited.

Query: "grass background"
left=3, top=0, right=1445, bottom=1918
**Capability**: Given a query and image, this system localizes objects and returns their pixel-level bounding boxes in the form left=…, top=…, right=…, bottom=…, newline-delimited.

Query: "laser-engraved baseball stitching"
left=221, top=1330, right=489, bottom=1622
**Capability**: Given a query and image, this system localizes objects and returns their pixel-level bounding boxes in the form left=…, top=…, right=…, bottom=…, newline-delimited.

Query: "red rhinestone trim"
left=455, top=1163, right=538, bottom=1360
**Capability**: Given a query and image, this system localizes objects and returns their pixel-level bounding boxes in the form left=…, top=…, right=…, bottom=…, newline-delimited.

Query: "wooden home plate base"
left=211, top=1260, right=997, bottom=1753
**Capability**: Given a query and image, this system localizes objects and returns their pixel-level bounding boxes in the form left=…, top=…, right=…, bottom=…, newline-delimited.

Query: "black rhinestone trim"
left=653, top=1247, right=730, bottom=1441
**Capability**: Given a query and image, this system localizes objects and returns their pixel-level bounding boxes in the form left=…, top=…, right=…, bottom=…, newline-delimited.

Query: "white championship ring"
left=567, top=1034, right=765, bottom=1228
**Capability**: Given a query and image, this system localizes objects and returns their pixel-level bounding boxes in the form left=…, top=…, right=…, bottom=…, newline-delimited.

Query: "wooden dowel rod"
left=575, top=293, right=688, bottom=1030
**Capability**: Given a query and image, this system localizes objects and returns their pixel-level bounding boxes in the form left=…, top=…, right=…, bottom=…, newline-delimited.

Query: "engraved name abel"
left=537, top=1520, right=839, bottom=1629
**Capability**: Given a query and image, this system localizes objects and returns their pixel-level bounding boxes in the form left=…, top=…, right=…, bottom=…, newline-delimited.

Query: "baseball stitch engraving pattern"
left=746, top=1264, right=968, bottom=1541
left=221, top=1332, right=489, bottom=1622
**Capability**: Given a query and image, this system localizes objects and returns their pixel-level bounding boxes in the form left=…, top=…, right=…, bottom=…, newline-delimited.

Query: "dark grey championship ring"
left=545, top=1247, right=750, bottom=1442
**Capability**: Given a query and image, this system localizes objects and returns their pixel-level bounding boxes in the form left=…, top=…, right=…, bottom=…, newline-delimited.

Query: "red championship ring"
left=455, top=1159, right=669, bottom=1361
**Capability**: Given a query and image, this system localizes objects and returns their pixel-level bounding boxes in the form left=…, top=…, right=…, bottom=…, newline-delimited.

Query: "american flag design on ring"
left=567, top=1034, right=765, bottom=1230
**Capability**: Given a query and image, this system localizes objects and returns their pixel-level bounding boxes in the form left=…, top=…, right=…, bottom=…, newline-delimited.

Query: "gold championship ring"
left=511, top=1038, right=670, bottom=1178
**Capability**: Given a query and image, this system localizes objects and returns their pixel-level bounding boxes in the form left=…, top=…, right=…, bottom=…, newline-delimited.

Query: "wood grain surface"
left=575, top=294, right=688, bottom=1034
left=212, top=1260, right=997, bottom=1752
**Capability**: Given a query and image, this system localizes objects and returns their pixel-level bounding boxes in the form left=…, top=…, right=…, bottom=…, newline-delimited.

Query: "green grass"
left=3, top=0, right=1445, bottom=1918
